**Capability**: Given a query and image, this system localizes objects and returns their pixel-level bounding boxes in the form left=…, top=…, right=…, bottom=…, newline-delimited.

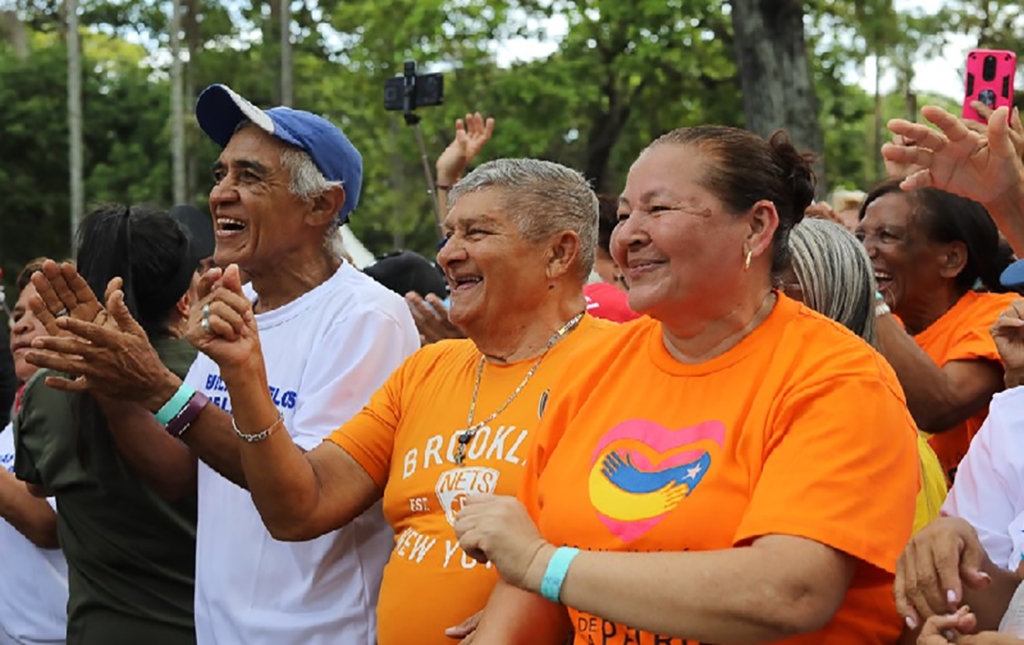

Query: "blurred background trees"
left=1, top=0, right=1019, bottom=289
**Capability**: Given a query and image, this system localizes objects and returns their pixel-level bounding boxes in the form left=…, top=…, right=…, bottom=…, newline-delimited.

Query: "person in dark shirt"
left=14, top=204, right=203, bottom=645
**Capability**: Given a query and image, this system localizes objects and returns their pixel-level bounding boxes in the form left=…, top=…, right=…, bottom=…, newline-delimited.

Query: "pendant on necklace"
left=453, top=430, right=474, bottom=466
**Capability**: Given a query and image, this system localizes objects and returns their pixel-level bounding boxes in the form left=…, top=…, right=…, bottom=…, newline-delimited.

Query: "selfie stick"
left=402, top=64, right=444, bottom=239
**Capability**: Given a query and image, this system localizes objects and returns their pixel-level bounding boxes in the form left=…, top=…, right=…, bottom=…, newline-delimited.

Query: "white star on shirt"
left=686, top=464, right=703, bottom=479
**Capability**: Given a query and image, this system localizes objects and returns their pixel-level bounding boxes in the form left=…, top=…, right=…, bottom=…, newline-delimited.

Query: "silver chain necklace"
left=452, top=312, right=585, bottom=466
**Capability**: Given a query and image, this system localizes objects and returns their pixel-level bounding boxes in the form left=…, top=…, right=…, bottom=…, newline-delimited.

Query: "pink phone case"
left=963, top=49, right=1016, bottom=123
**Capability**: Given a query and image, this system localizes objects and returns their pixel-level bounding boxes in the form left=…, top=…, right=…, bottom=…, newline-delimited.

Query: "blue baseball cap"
left=1001, top=258, right=1024, bottom=288
left=194, top=83, right=362, bottom=223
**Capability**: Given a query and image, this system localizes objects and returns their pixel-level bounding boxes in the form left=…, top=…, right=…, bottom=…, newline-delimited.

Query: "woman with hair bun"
left=454, top=127, right=919, bottom=644
left=858, top=180, right=1017, bottom=483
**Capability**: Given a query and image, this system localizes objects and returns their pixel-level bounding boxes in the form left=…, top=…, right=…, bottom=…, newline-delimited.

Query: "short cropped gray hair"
left=786, top=218, right=878, bottom=346
left=447, top=158, right=599, bottom=282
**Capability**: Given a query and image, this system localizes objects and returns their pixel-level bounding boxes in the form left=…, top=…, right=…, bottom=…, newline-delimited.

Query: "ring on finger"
left=201, top=317, right=211, bottom=333
left=56, top=308, right=68, bottom=318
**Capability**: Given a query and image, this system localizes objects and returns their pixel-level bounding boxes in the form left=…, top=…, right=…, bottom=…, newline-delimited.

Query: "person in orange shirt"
left=777, top=217, right=946, bottom=535
left=857, top=179, right=1016, bottom=483
left=181, top=158, right=615, bottom=645
left=454, top=126, right=919, bottom=645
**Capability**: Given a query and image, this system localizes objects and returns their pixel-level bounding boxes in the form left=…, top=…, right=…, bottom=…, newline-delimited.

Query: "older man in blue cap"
left=24, top=85, right=419, bottom=645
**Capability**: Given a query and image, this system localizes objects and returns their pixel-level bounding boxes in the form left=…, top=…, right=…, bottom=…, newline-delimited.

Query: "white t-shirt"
left=943, top=386, right=1024, bottom=571
left=0, top=424, right=68, bottom=645
left=186, top=263, right=419, bottom=645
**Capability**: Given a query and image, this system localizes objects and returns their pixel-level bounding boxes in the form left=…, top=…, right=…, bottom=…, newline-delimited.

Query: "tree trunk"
left=170, top=0, right=187, bottom=205
left=264, top=0, right=281, bottom=104
left=582, top=77, right=631, bottom=193
left=66, top=0, right=84, bottom=250
left=873, top=52, right=884, bottom=181
left=183, top=0, right=201, bottom=203
left=280, top=0, right=293, bottom=106
left=729, top=0, right=828, bottom=196
left=0, top=10, right=29, bottom=59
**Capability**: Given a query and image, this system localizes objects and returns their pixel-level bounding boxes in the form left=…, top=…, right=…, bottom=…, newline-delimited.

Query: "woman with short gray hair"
left=186, top=157, right=617, bottom=645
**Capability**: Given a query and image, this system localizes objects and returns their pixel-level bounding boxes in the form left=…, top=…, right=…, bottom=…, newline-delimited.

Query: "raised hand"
left=882, top=105, right=1023, bottom=204
left=436, top=112, right=495, bottom=184
left=963, top=103, right=1024, bottom=161
left=405, top=292, right=464, bottom=345
left=27, top=260, right=112, bottom=336
left=26, top=283, right=173, bottom=402
left=992, top=299, right=1024, bottom=388
left=185, top=263, right=260, bottom=375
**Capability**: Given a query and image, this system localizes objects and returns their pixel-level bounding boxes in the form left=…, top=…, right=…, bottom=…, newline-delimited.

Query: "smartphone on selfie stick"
left=383, top=61, right=446, bottom=238
left=962, top=49, right=1016, bottom=124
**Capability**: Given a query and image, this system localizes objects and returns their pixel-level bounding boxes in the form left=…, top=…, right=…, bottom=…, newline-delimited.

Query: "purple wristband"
left=165, top=391, right=209, bottom=438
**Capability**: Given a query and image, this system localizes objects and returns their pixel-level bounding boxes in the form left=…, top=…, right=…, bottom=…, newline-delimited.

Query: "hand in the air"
left=405, top=292, right=464, bottom=345
left=436, top=113, right=495, bottom=184
left=185, top=264, right=261, bottom=376
left=26, top=275, right=173, bottom=403
left=882, top=105, right=1023, bottom=205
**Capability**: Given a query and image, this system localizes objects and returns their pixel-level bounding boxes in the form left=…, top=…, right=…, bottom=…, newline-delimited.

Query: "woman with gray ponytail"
left=777, top=217, right=948, bottom=536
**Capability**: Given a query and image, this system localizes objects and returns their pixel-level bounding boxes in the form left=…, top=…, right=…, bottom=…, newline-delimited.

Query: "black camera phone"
left=384, top=61, right=444, bottom=112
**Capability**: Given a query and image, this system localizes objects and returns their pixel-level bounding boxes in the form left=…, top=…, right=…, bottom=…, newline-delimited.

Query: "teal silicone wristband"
left=540, top=547, right=580, bottom=603
left=155, top=383, right=197, bottom=426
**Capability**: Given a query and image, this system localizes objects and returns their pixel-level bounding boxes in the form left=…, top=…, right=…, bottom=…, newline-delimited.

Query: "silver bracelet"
left=232, top=412, right=284, bottom=443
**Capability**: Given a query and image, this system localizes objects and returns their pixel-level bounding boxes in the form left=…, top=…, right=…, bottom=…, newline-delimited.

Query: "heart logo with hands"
left=587, top=419, right=725, bottom=544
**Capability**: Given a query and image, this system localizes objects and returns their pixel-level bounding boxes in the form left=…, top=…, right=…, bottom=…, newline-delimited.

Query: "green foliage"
left=1, top=0, right=1022, bottom=288
left=0, top=30, right=172, bottom=289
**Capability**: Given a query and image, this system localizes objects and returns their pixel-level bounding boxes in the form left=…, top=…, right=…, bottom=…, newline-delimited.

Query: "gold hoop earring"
left=744, top=248, right=752, bottom=271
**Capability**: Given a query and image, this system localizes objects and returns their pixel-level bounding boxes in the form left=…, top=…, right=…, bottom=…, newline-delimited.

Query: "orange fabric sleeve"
left=325, top=356, right=410, bottom=488
left=734, top=357, right=919, bottom=573
left=943, top=322, right=1002, bottom=364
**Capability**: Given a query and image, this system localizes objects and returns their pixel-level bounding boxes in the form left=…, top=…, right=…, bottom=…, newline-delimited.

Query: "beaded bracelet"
left=232, top=412, right=284, bottom=444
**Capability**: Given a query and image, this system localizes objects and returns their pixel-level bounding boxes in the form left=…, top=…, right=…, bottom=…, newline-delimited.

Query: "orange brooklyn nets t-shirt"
left=518, top=296, right=919, bottom=645
left=327, top=315, right=614, bottom=645
left=912, top=290, right=1017, bottom=482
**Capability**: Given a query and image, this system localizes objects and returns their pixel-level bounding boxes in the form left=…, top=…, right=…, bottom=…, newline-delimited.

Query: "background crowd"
left=3, top=21, right=1024, bottom=645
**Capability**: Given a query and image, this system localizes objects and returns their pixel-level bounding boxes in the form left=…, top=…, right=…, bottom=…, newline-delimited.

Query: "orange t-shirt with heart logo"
left=518, top=297, right=919, bottom=645
left=327, top=315, right=615, bottom=645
